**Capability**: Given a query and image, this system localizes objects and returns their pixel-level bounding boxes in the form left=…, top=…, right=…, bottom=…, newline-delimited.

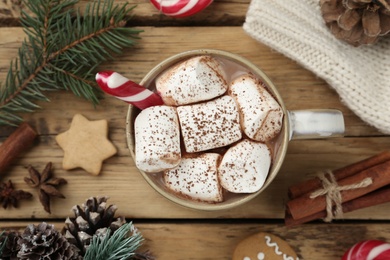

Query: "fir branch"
left=0, top=231, right=6, bottom=256
left=0, top=0, right=142, bottom=126
left=83, top=222, right=145, bottom=260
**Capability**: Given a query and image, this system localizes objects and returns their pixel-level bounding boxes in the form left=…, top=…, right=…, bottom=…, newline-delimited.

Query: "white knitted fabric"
left=243, top=0, right=390, bottom=134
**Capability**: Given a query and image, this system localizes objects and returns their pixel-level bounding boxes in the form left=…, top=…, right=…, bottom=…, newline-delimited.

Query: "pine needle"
left=83, top=222, right=145, bottom=260
left=0, top=0, right=142, bottom=126
left=0, top=231, right=6, bottom=256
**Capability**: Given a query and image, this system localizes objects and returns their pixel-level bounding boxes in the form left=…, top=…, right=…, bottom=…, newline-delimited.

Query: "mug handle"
left=288, top=109, right=345, bottom=140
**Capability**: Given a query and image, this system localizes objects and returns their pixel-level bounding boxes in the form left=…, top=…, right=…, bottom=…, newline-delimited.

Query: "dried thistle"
left=24, top=162, right=67, bottom=213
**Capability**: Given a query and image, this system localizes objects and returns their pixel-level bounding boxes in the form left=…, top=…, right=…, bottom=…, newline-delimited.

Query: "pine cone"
left=62, top=196, right=126, bottom=255
left=17, top=222, right=81, bottom=260
left=320, top=0, right=390, bottom=45
left=0, top=231, right=21, bottom=260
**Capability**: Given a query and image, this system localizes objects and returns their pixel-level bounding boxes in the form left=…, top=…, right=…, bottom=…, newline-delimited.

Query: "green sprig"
left=84, top=222, right=145, bottom=260
left=0, top=0, right=142, bottom=126
left=0, top=231, right=6, bottom=256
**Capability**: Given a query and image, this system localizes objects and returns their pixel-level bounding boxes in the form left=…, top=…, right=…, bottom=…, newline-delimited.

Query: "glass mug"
left=126, top=49, right=345, bottom=211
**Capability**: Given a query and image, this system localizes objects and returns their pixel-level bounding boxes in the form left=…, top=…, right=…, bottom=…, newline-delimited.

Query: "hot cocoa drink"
left=133, top=54, right=284, bottom=204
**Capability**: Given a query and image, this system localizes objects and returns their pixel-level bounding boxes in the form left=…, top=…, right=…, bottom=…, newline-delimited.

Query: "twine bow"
left=310, top=170, right=373, bottom=222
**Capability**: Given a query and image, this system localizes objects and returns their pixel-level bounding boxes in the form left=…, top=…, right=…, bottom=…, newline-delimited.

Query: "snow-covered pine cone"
left=17, top=222, right=81, bottom=260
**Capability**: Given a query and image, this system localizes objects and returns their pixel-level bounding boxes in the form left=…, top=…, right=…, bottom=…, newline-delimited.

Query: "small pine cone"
left=62, top=196, right=126, bottom=255
left=17, top=222, right=81, bottom=260
left=320, top=0, right=390, bottom=46
left=0, top=231, right=21, bottom=260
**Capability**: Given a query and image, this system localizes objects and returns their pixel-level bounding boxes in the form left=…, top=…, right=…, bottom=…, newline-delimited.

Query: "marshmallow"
left=229, top=74, right=283, bottom=142
left=163, top=153, right=223, bottom=203
left=156, top=55, right=228, bottom=106
left=135, top=106, right=181, bottom=173
left=177, top=95, right=242, bottom=153
left=218, top=139, right=271, bottom=193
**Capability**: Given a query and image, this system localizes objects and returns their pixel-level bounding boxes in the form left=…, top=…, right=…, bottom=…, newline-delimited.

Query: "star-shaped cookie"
left=56, top=114, right=117, bottom=175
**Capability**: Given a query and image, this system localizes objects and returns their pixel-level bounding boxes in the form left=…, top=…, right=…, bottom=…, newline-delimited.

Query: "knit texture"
left=243, top=0, right=390, bottom=134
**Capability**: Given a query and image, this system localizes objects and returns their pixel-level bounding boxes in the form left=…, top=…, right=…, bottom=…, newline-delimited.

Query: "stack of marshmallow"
left=135, top=56, right=283, bottom=203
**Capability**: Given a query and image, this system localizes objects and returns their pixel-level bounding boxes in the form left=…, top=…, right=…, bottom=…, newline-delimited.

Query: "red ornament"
left=95, top=71, right=164, bottom=110
left=150, top=0, right=213, bottom=17
left=342, top=240, right=390, bottom=260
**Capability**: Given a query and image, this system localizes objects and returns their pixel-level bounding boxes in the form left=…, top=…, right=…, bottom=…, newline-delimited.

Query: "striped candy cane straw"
left=342, top=240, right=390, bottom=260
left=96, top=71, right=164, bottom=110
left=150, top=0, right=213, bottom=17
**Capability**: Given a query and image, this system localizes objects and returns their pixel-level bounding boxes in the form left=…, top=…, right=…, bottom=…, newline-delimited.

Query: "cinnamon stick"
left=288, top=151, right=390, bottom=199
left=286, top=160, right=390, bottom=220
left=0, top=122, right=37, bottom=174
left=285, top=185, right=390, bottom=226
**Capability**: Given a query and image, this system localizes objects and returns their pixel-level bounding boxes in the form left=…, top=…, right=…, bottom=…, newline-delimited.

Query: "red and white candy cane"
left=150, top=0, right=213, bottom=17
left=342, top=240, right=390, bottom=260
left=96, top=71, right=164, bottom=110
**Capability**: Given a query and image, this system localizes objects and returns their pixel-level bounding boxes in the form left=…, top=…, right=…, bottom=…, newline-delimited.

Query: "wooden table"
left=1, top=0, right=390, bottom=259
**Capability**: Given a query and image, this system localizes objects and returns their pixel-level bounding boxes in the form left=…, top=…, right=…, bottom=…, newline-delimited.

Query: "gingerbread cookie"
left=233, top=232, right=299, bottom=260
left=56, top=114, right=117, bottom=175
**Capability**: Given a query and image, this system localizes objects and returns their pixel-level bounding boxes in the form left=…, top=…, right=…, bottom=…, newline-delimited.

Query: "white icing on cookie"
left=265, top=235, right=283, bottom=255
left=264, top=235, right=300, bottom=260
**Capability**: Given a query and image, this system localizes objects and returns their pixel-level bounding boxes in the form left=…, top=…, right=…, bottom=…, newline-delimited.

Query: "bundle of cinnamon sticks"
left=285, top=151, right=390, bottom=226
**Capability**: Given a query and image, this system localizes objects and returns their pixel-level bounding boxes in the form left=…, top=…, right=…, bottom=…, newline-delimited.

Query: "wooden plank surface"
left=0, top=26, right=388, bottom=221
left=1, top=221, right=390, bottom=259
left=1, top=0, right=390, bottom=255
